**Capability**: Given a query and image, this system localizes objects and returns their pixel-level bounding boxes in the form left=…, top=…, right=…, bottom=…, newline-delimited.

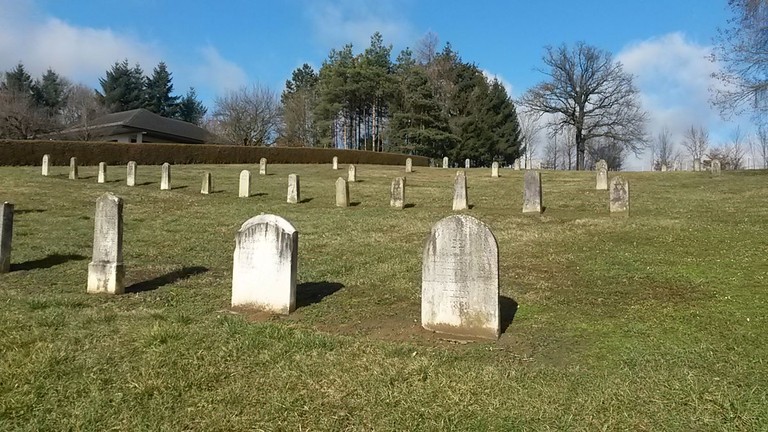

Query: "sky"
left=0, top=0, right=755, bottom=169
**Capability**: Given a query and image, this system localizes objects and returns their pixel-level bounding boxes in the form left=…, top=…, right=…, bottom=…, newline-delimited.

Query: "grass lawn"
left=0, top=162, right=766, bottom=430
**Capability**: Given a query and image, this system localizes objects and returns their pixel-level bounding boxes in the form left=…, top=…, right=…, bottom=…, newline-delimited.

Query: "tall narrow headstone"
left=348, top=164, right=356, bottom=182
left=0, top=202, right=13, bottom=274
left=522, top=171, right=542, bottom=214
left=405, top=158, right=413, bottom=173
left=98, top=162, right=107, bottom=184
left=390, top=177, right=405, bottom=209
left=661, top=164, right=668, bottom=172
left=201, top=172, right=212, bottom=194
left=422, top=214, right=499, bottom=340
left=491, top=161, right=499, bottom=178
left=711, top=159, right=721, bottom=175
left=693, top=159, right=701, bottom=172
left=239, top=170, right=251, bottom=197
left=126, top=161, right=137, bottom=186
left=609, top=176, right=630, bottom=216
left=596, top=159, right=608, bottom=190
left=513, top=159, right=520, bottom=170
left=160, top=163, right=171, bottom=190
left=442, top=156, right=449, bottom=168
left=231, top=214, right=298, bottom=314
left=69, top=157, right=78, bottom=180
left=332, top=156, right=339, bottom=170
left=87, top=193, right=124, bottom=294
left=287, top=174, right=300, bottom=204
left=259, top=158, right=267, bottom=175
left=452, top=171, right=468, bottom=211
left=41, top=154, right=50, bottom=176
left=464, top=159, right=471, bottom=169
left=335, top=178, right=349, bottom=207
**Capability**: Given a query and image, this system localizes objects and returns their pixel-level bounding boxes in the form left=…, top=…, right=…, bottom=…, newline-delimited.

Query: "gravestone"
left=464, top=159, right=471, bottom=169
left=522, top=171, right=542, bottom=214
left=405, top=158, right=413, bottom=173
left=231, top=214, right=298, bottom=314
left=442, top=156, right=449, bottom=168
left=41, top=154, right=50, bottom=176
left=390, top=177, right=405, bottom=209
left=259, top=158, right=267, bottom=175
left=491, top=161, right=499, bottom=178
left=160, top=163, right=171, bottom=190
left=332, top=156, right=339, bottom=170
left=0, top=202, right=13, bottom=273
left=287, top=174, right=300, bottom=204
left=201, top=172, right=212, bottom=194
left=596, top=160, right=608, bottom=190
left=239, top=170, right=251, bottom=197
left=596, top=159, right=607, bottom=172
left=693, top=159, right=701, bottom=172
left=348, top=164, right=356, bottom=182
left=711, top=159, right=721, bottom=175
left=87, top=193, right=124, bottom=294
left=661, top=164, right=668, bottom=172
left=69, top=157, right=78, bottom=180
left=422, top=214, right=499, bottom=340
left=98, top=162, right=107, bottom=183
left=609, top=176, right=630, bottom=216
left=335, top=178, right=349, bottom=207
left=452, top=171, right=468, bottom=211
left=126, top=161, right=137, bottom=186
left=513, top=159, right=520, bottom=171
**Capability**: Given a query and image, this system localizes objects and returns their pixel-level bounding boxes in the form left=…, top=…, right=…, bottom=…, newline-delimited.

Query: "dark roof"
left=56, top=108, right=211, bottom=143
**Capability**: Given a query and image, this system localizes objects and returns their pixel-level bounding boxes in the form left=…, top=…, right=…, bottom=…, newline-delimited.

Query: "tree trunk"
left=575, top=129, right=585, bottom=170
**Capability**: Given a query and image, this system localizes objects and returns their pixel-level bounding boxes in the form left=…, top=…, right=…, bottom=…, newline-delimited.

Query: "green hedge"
left=0, top=140, right=429, bottom=167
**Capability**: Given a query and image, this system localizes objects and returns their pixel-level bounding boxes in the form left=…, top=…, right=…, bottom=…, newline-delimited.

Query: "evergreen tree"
left=486, top=79, right=523, bottom=164
left=176, top=87, right=207, bottom=125
left=33, top=68, right=69, bottom=116
left=314, top=44, right=355, bottom=148
left=144, top=62, right=179, bottom=117
left=2, top=63, right=35, bottom=96
left=97, top=60, right=146, bottom=112
left=281, top=64, right=318, bottom=146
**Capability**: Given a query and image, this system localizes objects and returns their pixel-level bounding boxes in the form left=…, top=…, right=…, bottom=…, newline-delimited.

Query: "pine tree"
left=33, top=68, right=68, bottom=116
left=97, top=60, right=146, bottom=112
left=176, top=87, right=207, bottom=125
left=281, top=64, right=318, bottom=146
left=144, top=62, right=179, bottom=117
left=2, top=63, right=35, bottom=96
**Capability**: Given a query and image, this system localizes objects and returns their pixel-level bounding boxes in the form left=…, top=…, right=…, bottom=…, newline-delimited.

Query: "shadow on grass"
left=404, top=203, right=416, bottom=209
left=11, top=254, right=87, bottom=272
left=171, top=185, right=189, bottom=190
left=125, top=266, right=209, bottom=293
left=15, top=209, right=46, bottom=215
left=253, top=192, right=268, bottom=197
left=134, top=182, right=154, bottom=186
left=500, top=295, right=519, bottom=334
left=298, top=197, right=313, bottom=203
left=349, top=202, right=361, bottom=207
left=296, top=282, right=344, bottom=308
left=80, top=175, right=95, bottom=180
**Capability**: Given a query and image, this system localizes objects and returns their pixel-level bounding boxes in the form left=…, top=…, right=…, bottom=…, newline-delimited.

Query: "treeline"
left=279, top=32, right=523, bottom=165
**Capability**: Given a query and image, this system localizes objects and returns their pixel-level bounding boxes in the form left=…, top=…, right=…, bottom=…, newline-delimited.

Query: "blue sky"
left=0, top=0, right=753, bottom=168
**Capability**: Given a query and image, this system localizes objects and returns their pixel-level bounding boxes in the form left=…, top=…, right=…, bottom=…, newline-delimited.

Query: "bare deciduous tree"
left=517, top=108, right=544, bottom=169
left=522, top=42, right=648, bottom=170
left=652, top=127, right=676, bottom=170
left=0, top=89, right=47, bottom=139
left=758, top=124, right=768, bottom=167
left=415, top=31, right=440, bottom=65
left=60, top=84, right=107, bottom=140
left=212, top=84, right=280, bottom=146
left=682, top=125, right=710, bottom=163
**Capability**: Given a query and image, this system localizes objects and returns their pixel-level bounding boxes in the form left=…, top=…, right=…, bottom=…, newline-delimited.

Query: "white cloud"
left=482, top=69, right=515, bottom=97
left=191, top=45, right=249, bottom=95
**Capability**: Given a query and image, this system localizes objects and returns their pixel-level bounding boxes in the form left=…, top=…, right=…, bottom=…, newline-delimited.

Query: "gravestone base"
left=87, top=261, right=125, bottom=294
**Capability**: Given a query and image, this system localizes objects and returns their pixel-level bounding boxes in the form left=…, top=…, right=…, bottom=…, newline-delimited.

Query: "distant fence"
left=0, top=140, right=429, bottom=167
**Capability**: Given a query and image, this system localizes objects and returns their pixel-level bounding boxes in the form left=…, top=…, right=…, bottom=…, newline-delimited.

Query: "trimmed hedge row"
left=0, top=140, right=429, bottom=167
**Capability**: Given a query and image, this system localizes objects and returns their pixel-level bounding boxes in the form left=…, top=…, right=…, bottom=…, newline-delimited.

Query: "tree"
left=522, top=42, right=648, bottom=170
left=176, top=87, right=207, bottom=125
left=682, top=125, right=710, bottom=163
left=758, top=124, right=768, bottom=168
left=144, top=62, right=179, bottom=117
left=211, top=84, right=280, bottom=146
left=61, top=84, right=108, bottom=140
left=589, top=137, right=626, bottom=171
left=280, top=64, right=319, bottom=146
left=97, top=60, right=146, bottom=112
left=0, top=63, right=47, bottom=138
left=1, top=63, right=35, bottom=96
left=710, top=0, right=768, bottom=121
left=652, top=127, right=676, bottom=170
left=518, top=108, right=544, bottom=168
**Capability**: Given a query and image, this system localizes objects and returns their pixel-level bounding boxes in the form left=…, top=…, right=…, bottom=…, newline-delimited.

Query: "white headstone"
left=332, top=156, right=339, bottom=170
left=661, top=164, right=668, bottom=172
left=69, top=157, right=78, bottom=180
left=0, top=202, right=13, bottom=273
left=335, top=177, right=349, bottom=207
left=231, top=214, right=298, bottom=314
left=513, top=159, right=520, bottom=171
left=442, top=157, right=449, bottom=168
left=98, top=162, right=107, bottom=184
left=693, top=159, right=701, bottom=172
left=422, top=214, right=499, bottom=340
left=126, top=161, right=137, bottom=186
left=41, top=154, right=50, bottom=176
left=711, top=159, right=721, bottom=175
left=522, top=171, right=542, bottom=214
left=287, top=174, right=300, bottom=204
left=390, top=177, right=405, bottom=209
left=405, top=158, right=413, bottom=173
left=596, top=160, right=608, bottom=190
left=87, top=193, right=124, bottom=294
left=348, top=164, right=357, bottom=182
left=452, top=171, right=468, bottom=211
left=609, top=176, right=630, bottom=216
left=491, top=161, right=499, bottom=178
left=239, top=170, right=251, bottom=197
left=201, top=172, right=212, bottom=194
left=160, top=163, right=171, bottom=190
left=259, top=158, right=267, bottom=175
left=464, top=159, right=471, bottom=169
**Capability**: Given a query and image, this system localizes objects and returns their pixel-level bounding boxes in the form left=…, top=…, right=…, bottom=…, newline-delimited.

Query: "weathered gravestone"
left=390, top=177, right=405, bottom=209
left=98, top=162, right=107, bottom=184
left=41, top=154, right=50, bottom=176
left=287, top=174, right=300, bottom=204
left=201, top=172, right=212, bottom=194
left=335, top=178, right=349, bottom=207
left=160, top=163, right=171, bottom=190
left=231, top=214, right=298, bottom=314
left=442, top=157, right=449, bottom=168
left=422, top=214, right=500, bottom=340
left=348, top=164, right=357, bottom=182
left=464, top=159, right=471, bottom=169
left=596, top=159, right=608, bottom=190
left=693, top=159, right=701, bottom=172
left=69, top=157, right=78, bottom=180
left=239, top=170, right=251, bottom=197
left=126, top=161, right=137, bottom=186
left=513, top=159, right=520, bottom=171
left=259, top=158, right=267, bottom=175
left=711, top=159, right=721, bottom=175
left=522, top=171, right=542, bottom=214
left=0, top=202, right=13, bottom=274
left=87, top=193, right=124, bottom=294
left=661, top=164, right=668, bottom=172
left=609, top=176, right=630, bottom=216
left=332, top=156, right=338, bottom=170
left=452, top=170, right=468, bottom=211
left=491, top=161, right=499, bottom=178
left=405, top=158, right=413, bottom=173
